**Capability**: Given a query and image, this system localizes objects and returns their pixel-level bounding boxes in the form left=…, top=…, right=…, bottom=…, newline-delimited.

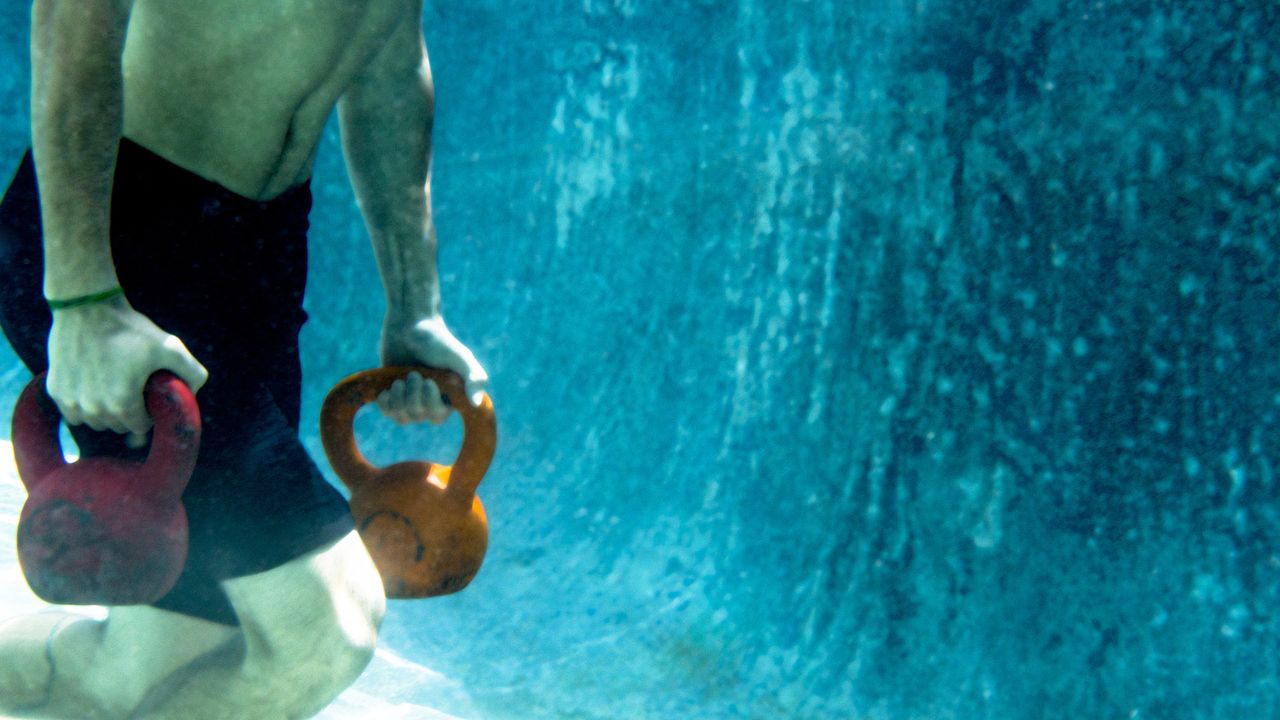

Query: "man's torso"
left=122, top=0, right=410, bottom=200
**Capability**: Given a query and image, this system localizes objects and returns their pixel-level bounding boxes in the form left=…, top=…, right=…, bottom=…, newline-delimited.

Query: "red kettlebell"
left=320, top=366, right=496, bottom=599
left=10, top=371, right=200, bottom=605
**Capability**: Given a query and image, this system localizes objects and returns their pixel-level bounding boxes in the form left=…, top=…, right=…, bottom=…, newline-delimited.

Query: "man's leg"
left=0, top=532, right=382, bottom=720
left=133, top=531, right=385, bottom=720
left=0, top=607, right=239, bottom=719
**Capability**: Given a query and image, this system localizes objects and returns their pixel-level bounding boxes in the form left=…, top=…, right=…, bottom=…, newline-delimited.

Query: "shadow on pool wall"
left=2, top=1, right=1279, bottom=718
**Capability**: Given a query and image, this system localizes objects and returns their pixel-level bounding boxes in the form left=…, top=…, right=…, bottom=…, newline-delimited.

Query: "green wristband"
left=47, top=286, right=125, bottom=311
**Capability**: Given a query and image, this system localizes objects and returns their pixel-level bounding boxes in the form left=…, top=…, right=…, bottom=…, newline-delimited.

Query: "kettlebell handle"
left=319, top=367, right=496, bottom=504
left=11, top=371, right=201, bottom=497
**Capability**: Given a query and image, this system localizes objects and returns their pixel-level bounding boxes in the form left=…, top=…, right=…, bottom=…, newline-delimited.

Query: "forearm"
left=31, top=0, right=133, bottom=299
left=339, top=55, right=440, bottom=322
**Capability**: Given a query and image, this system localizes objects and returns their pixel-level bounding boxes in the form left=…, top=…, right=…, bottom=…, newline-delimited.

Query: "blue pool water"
left=2, top=1, right=1280, bottom=718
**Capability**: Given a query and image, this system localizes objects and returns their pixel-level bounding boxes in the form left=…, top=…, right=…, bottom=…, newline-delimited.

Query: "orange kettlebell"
left=11, top=371, right=199, bottom=605
left=320, top=366, right=496, bottom=598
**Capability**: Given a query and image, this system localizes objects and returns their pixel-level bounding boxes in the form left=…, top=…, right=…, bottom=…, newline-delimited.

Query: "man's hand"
left=46, top=297, right=208, bottom=447
left=378, top=314, right=488, bottom=425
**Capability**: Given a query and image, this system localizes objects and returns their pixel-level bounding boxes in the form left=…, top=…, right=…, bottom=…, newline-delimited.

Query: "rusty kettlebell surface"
left=10, top=371, right=199, bottom=606
left=320, top=366, right=497, bottom=599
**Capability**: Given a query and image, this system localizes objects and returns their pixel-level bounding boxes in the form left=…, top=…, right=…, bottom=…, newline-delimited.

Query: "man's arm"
left=338, top=5, right=487, bottom=420
left=31, top=0, right=206, bottom=440
left=32, top=0, right=131, bottom=299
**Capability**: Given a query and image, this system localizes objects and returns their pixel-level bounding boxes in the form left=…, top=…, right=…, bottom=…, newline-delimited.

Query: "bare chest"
left=122, top=0, right=408, bottom=199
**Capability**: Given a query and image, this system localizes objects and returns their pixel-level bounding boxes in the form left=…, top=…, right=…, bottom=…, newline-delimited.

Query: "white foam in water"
left=0, top=440, right=471, bottom=720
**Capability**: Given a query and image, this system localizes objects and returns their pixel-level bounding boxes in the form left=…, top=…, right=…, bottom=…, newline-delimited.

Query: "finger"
left=375, top=376, right=397, bottom=413
left=404, top=372, right=429, bottom=419
left=387, top=378, right=406, bottom=404
left=121, top=402, right=153, bottom=438
left=416, top=377, right=449, bottom=425
left=97, top=400, right=135, bottom=436
left=159, top=335, right=209, bottom=393
left=44, top=375, right=80, bottom=425
left=56, top=401, right=85, bottom=428
left=461, top=362, right=489, bottom=407
left=377, top=383, right=399, bottom=422
left=438, top=339, right=488, bottom=408
left=405, top=372, right=440, bottom=410
left=464, top=378, right=488, bottom=408
left=378, top=378, right=411, bottom=424
left=100, top=412, right=132, bottom=435
left=79, top=403, right=110, bottom=433
left=429, top=333, right=474, bottom=376
left=108, top=373, right=154, bottom=437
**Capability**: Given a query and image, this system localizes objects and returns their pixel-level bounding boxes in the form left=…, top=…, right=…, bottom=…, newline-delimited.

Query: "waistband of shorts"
left=115, top=137, right=312, bottom=217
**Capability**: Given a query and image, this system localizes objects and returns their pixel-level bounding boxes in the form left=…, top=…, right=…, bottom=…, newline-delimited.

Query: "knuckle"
left=50, top=393, right=76, bottom=414
left=46, top=379, right=71, bottom=402
left=159, top=334, right=187, bottom=354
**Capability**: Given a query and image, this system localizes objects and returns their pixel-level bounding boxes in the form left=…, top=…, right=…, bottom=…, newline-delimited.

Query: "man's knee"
left=0, top=612, right=114, bottom=717
left=0, top=612, right=79, bottom=712
left=238, top=612, right=376, bottom=706
left=224, top=532, right=385, bottom=704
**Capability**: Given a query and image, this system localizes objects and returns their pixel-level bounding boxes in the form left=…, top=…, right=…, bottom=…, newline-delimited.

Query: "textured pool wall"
left=2, top=1, right=1280, bottom=718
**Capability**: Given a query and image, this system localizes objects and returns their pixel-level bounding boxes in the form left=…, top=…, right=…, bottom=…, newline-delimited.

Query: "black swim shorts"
left=0, top=139, right=355, bottom=626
